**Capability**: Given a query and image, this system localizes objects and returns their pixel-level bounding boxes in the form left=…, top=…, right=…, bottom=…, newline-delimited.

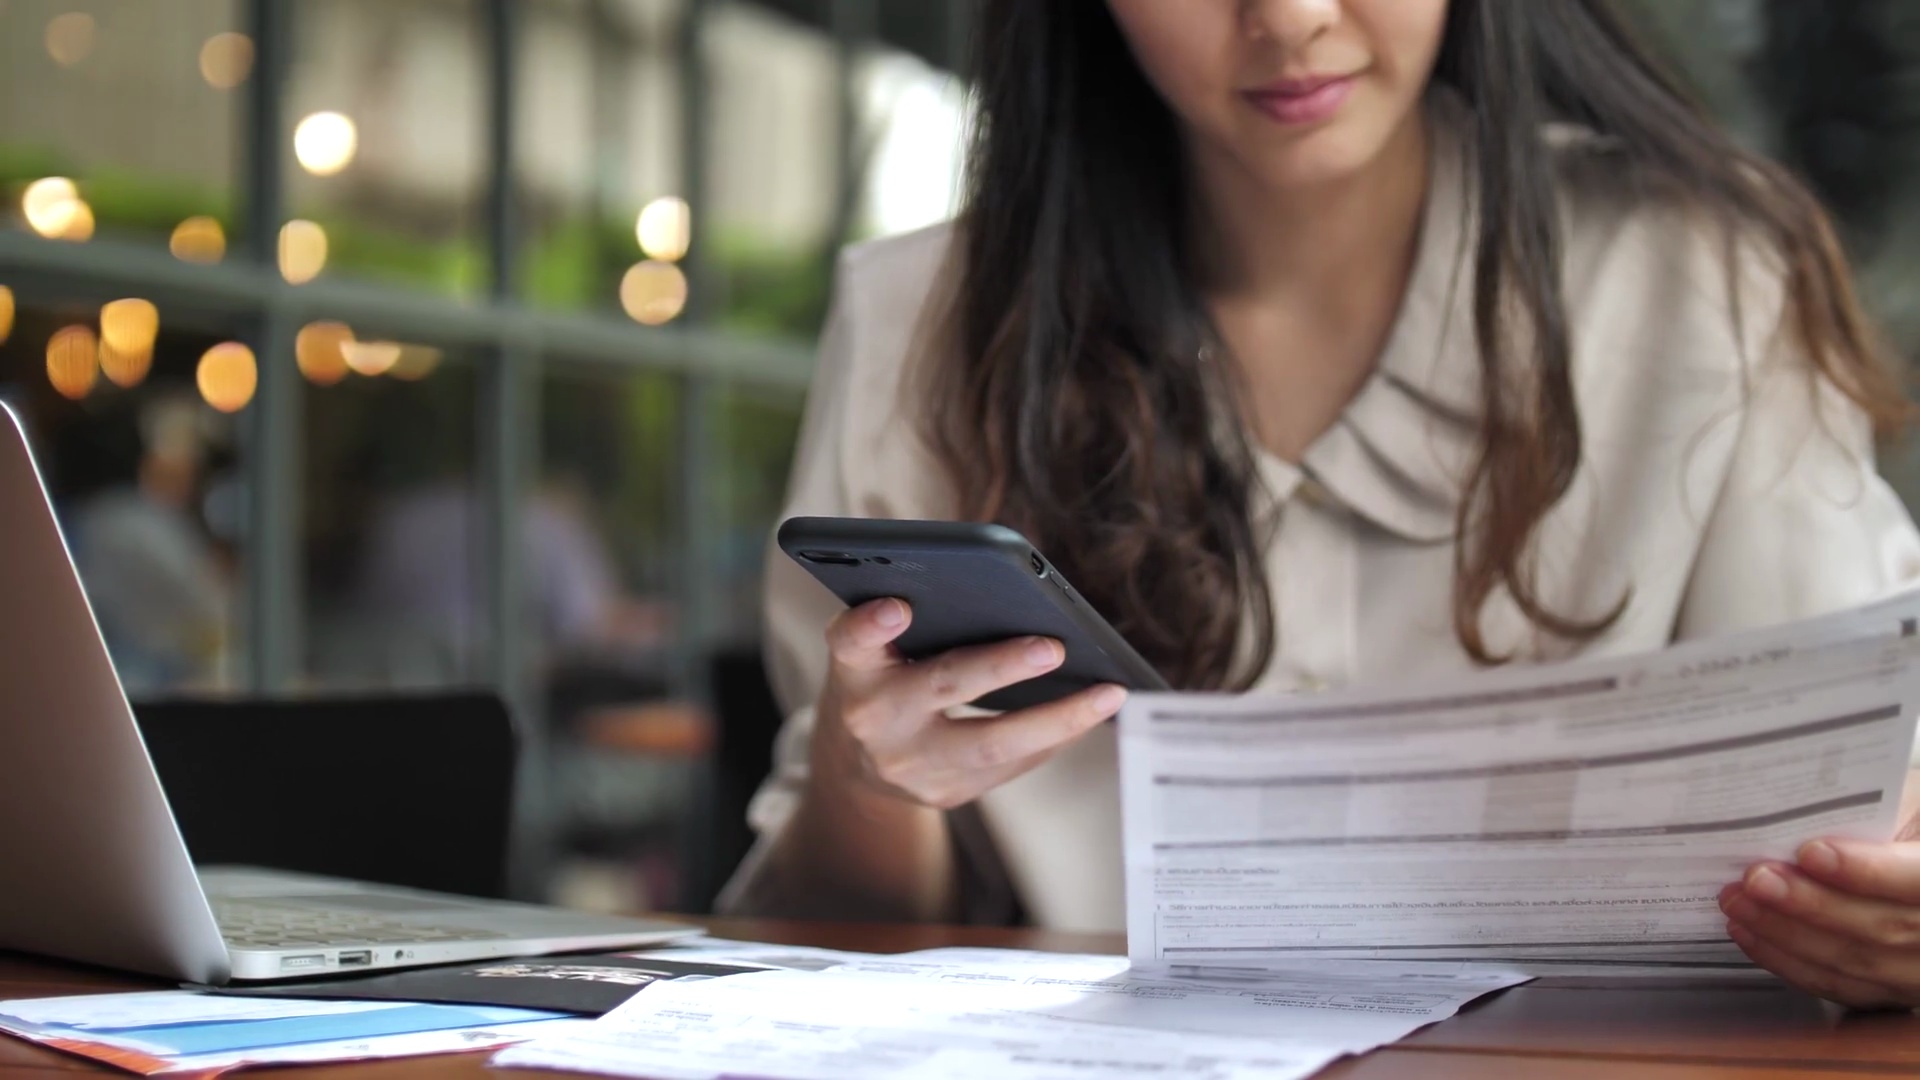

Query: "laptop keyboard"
left=211, top=898, right=509, bottom=950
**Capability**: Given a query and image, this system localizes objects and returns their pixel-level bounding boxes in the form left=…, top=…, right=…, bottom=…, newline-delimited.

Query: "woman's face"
left=1106, top=0, right=1450, bottom=190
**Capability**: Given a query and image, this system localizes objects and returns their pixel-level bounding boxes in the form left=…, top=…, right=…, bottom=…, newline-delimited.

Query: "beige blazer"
left=719, top=109, right=1920, bottom=932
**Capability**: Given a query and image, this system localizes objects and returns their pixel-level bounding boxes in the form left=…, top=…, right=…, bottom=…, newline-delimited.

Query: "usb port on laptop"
left=336, top=950, right=373, bottom=967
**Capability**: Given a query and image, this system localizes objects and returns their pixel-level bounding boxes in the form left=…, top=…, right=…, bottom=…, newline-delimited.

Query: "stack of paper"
left=0, top=990, right=586, bottom=1076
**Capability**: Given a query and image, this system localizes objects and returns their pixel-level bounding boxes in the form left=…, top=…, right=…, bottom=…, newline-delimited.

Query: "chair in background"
left=132, top=693, right=517, bottom=900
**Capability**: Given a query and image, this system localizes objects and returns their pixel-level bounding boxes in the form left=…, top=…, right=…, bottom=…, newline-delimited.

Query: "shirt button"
left=1296, top=477, right=1332, bottom=508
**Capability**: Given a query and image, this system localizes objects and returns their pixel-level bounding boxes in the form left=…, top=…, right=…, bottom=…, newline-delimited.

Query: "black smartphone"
left=778, top=516, right=1170, bottom=712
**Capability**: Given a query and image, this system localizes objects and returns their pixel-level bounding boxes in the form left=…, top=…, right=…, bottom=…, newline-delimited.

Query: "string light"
left=46, top=326, right=100, bottom=400
left=636, top=197, right=692, bottom=262
left=293, top=112, right=357, bottom=176
left=169, top=216, right=226, bottom=263
left=199, top=32, right=254, bottom=90
left=278, top=219, right=328, bottom=284
left=620, top=261, right=689, bottom=326
left=296, top=321, right=353, bottom=386
left=197, top=342, right=258, bottom=413
left=99, top=299, right=158, bottom=388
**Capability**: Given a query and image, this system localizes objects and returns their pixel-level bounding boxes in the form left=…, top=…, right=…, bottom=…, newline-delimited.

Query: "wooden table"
left=2, top=919, right=1917, bottom=1079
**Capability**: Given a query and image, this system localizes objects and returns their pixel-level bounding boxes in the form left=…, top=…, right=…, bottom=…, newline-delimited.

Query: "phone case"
left=778, top=517, right=1169, bottom=712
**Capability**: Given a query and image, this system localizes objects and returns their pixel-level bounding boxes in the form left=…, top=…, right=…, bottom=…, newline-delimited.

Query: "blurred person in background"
left=68, top=394, right=232, bottom=694
left=726, top=0, right=1920, bottom=1010
left=354, top=471, right=672, bottom=686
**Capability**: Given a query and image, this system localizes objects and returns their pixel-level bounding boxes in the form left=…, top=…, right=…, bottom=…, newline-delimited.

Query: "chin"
left=1250, top=132, right=1389, bottom=191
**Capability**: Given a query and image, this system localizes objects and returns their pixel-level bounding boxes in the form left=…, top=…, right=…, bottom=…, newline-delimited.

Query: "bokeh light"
left=636, top=197, right=692, bottom=262
left=46, top=326, right=100, bottom=400
left=389, top=344, right=443, bottom=382
left=99, top=299, right=159, bottom=388
left=293, top=112, right=358, bottom=176
left=0, top=286, right=13, bottom=345
left=169, top=216, right=227, bottom=263
left=342, top=340, right=401, bottom=377
left=278, top=219, right=328, bottom=284
left=46, top=12, right=95, bottom=67
left=53, top=200, right=94, bottom=242
left=197, top=342, right=258, bottom=413
left=199, top=32, right=254, bottom=90
left=22, top=177, right=79, bottom=237
left=620, top=261, right=689, bottom=326
left=296, top=320, right=354, bottom=386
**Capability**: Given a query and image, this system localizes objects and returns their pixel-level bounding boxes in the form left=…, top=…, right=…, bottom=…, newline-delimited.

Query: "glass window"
left=300, top=331, right=484, bottom=689
left=537, top=363, right=689, bottom=913
left=0, top=286, right=247, bottom=695
left=1, top=0, right=245, bottom=254
left=705, top=1, right=841, bottom=339
left=533, top=364, right=683, bottom=693
left=712, top=380, right=803, bottom=644
left=517, top=0, right=686, bottom=319
left=284, top=0, right=488, bottom=297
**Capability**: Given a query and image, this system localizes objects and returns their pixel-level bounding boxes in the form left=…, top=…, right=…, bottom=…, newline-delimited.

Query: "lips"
left=1242, top=75, right=1357, bottom=127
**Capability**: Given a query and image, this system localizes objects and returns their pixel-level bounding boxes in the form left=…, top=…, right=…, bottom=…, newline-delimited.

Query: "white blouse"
left=719, top=109, right=1920, bottom=932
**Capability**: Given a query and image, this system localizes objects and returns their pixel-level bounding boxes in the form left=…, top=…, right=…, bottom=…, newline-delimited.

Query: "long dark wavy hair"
left=924, top=0, right=1911, bottom=688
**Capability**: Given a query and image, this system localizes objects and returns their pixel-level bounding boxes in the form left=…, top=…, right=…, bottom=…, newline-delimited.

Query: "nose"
left=1243, top=0, right=1340, bottom=48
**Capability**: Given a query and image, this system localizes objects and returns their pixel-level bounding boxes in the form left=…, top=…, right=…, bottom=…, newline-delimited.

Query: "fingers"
left=930, top=683, right=1128, bottom=777
left=1723, top=863, right=1920, bottom=950
left=905, top=637, right=1066, bottom=713
left=1719, top=873, right=1920, bottom=994
left=1724, top=919, right=1902, bottom=1011
left=1794, top=839, right=1920, bottom=907
left=826, top=599, right=913, bottom=676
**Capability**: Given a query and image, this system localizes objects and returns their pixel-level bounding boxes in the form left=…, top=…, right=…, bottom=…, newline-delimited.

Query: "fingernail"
left=1726, top=921, right=1752, bottom=946
left=1799, top=841, right=1841, bottom=877
left=1092, top=685, right=1128, bottom=714
left=1747, top=866, right=1790, bottom=903
left=1716, top=883, right=1740, bottom=910
left=1026, top=638, right=1061, bottom=668
left=876, top=600, right=906, bottom=628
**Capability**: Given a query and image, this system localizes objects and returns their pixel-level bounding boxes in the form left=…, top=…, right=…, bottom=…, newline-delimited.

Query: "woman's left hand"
left=1720, top=838, right=1920, bottom=1010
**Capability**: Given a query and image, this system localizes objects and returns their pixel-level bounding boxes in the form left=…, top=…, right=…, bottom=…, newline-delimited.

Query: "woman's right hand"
left=812, top=598, right=1129, bottom=811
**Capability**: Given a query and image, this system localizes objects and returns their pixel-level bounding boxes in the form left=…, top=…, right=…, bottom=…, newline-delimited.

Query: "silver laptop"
left=0, top=402, right=696, bottom=983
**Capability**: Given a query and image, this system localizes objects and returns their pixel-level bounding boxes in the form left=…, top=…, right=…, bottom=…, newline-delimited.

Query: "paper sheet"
left=493, top=968, right=1344, bottom=1080
left=1121, top=591, right=1920, bottom=969
left=493, top=947, right=1525, bottom=1080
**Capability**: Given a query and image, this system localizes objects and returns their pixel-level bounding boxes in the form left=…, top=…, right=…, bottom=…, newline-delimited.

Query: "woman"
left=721, top=0, right=1920, bottom=1009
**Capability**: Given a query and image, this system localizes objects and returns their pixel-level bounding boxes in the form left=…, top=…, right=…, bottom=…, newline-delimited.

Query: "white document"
left=494, top=968, right=1344, bottom=1080
left=0, top=991, right=411, bottom=1030
left=494, top=948, right=1525, bottom=1080
left=1121, top=592, right=1920, bottom=968
left=827, top=948, right=1526, bottom=1049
